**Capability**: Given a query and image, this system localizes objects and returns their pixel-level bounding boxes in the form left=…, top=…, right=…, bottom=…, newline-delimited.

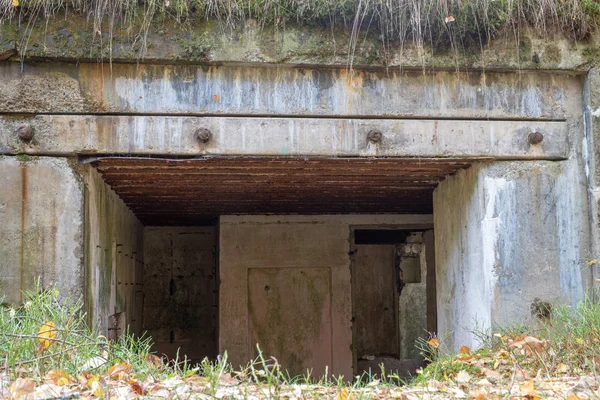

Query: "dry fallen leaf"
left=128, top=379, right=145, bottom=395
left=460, top=345, right=471, bottom=354
left=445, top=15, right=455, bottom=23
left=520, top=380, right=541, bottom=399
left=108, top=362, right=132, bottom=380
left=146, top=354, right=163, bottom=368
left=11, top=0, right=19, bottom=6
left=45, top=369, right=73, bottom=386
left=90, top=379, right=104, bottom=397
left=10, top=377, right=35, bottom=399
left=509, top=335, right=547, bottom=356
left=38, top=321, right=57, bottom=351
left=336, top=388, right=355, bottom=400
left=454, top=370, right=471, bottom=384
left=427, top=338, right=440, bottom=349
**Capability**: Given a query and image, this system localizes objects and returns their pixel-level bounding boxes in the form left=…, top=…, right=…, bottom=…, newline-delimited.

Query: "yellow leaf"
left=45, top=369, right=72, bottom=385
left=427, top=338, right=440, bottom=349
left=587, top=259, right=600, bottom=266
left=459, top=345, right=471, bottom=354
left=11, top=0, right=19, bottom=7
left=56, top=377, right=70, bottom=386
left=336, top=388, right=354, bottom=400
left=38, top=321, right=57, bottom=350
left=90, top=379, right=104, bottom=397
left=575, top=338, right=585, bottom=345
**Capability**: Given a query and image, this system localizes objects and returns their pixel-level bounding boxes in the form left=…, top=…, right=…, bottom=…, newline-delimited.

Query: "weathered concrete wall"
left=434, top=160, right=593, bottom=350
left=143, top=227, right=217, bottom=362
left=0, top=62, right=578, bottom=119
left=219, top=214, right=432, bottom=378
left=397, top=232, right=429, bottom=360
left=81, top=165, right=144, bottom=336
left=0, top=156, right=83, bottom=304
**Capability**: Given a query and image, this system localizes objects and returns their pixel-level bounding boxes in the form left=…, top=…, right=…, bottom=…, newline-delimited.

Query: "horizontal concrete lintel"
left=0, top=116, right=568, bottom=159
left=0, top=62, right=576, bottom=119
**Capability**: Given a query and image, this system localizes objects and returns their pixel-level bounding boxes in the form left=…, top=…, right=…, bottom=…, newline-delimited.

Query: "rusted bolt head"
left=367, top=129, right=383, bottom=143
left=528, top=131, right=544, bottom=145
left=194, top=128, right=212, bottom=143
left=17, top=125, right=34, bottom=142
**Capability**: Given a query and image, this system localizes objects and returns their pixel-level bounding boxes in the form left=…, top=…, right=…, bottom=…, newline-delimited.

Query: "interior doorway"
left=351, top=228, right=435, bottom=378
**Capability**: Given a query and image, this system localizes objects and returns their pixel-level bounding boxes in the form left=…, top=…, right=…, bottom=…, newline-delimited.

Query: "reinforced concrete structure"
left=2, top=13, right=600, bottom=377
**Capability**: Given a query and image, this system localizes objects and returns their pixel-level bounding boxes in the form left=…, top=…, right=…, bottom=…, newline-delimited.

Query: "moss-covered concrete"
left=1, top=12, right=600, bottom=70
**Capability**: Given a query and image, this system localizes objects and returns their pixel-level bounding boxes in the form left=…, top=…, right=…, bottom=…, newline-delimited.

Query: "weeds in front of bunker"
left=6, top=285, right=600, bottom=398
left=413, top=294, right=600, bottom=394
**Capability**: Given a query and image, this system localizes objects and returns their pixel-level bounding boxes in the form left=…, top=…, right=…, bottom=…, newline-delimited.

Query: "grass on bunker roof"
left=3, top=285, right=600, bottom=398
left=1, top=0, right=600, bottom=58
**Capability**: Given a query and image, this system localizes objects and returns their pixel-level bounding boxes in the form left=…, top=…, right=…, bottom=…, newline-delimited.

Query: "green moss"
left=544, top=44, right=562, bottom=64
left=3, top=0, right=600, bottom=62
left=15, top=154, right=33, bottom=162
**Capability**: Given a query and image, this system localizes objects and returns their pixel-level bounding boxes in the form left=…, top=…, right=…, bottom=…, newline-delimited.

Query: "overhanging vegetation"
left=1, top=0, right=600, bottom=57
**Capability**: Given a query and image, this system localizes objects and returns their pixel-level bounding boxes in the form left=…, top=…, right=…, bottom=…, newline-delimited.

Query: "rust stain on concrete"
left=19, top=163, right=27, bottom=303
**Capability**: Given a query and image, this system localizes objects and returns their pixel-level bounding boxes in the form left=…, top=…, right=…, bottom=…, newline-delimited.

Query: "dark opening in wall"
left=351, top=228, right=435, bottom=378
left=143, top=226, right=218, bottom=364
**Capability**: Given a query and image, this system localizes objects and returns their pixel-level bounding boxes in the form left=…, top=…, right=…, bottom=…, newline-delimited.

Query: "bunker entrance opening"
left=352, top=228, right=435, bottom=378
left=86, top=156, right=470, bottom=375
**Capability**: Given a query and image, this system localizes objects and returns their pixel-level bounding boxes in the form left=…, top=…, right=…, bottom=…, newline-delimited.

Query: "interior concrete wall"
left=219, top=214, right=433, bottom=378
left=434, top=160, right=593, bottom=351
left=397, top=232, right=429, bottom=360
left=81, top=165, right=144, bottom=336
left=0, top=156, right=83, bottom=304
left=143, top=226, right=217, bottom=362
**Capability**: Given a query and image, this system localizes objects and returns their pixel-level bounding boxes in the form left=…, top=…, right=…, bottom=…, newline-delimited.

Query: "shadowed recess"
left=88, top=156, right=473, bottom=225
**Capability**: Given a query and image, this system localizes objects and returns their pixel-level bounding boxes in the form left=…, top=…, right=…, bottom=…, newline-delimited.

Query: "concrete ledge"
left=0, top=62, right=576, bottom=119
left=0, top=116, right=568, bottom=159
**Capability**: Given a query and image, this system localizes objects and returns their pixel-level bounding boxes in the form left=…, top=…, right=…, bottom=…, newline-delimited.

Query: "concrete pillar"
left=434, top=160, right=592, bottom=350
left=0, top=156, right=84, bottom=303
left=585, top=68, right=600, bottom=289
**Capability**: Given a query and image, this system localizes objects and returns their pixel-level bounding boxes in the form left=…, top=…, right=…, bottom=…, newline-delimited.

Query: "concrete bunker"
left=84, top=155, right=471, bottom=377
left=0, top=60, right=590, bottom=382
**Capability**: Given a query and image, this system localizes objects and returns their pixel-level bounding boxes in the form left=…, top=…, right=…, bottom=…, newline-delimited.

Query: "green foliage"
left=0, top=283, right=162, bottom=381
left=1, top=0, right=599, bottom=48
